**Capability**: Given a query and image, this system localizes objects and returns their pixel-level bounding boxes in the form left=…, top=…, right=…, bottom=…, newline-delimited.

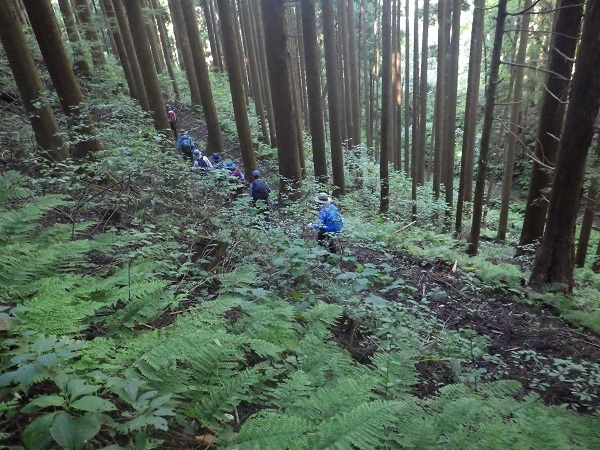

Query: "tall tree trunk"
left=417, top=0, right=429, bottom=187
left=339, top=0, right=354, bottom=147
left=101, top=0, right=139, bottom=101
left=239, top=0, right=270, bottom=145
left=113, top=0, right=149, bottom=110
left=261, top=0, right=303, bottom=198
left=497, top=0, right=532, bottom=241
left=73, top=0, right=107, bottom=68
left=403, top=0, right=410, bottom=176
left=519, top=0, right=584, bottom=249
left=380, top=0, right=392, bottom=213
left=301, top=0, right=329, bottom=182
left=252, top=2, right=277, bottom=147
left=122, top=0, right=171, bottom=136
left=144, top=0, right=164, bottom=75
left=531, top=0, right=600, bottom=291
left=180, top=0, right=223, bottom=151
left=167, top=0, right=202, bottom=106
left=467, top=0, right=508, bottom=255
left=432, top=0, right=447, bottom=198
left=216, top=0, right=256, bottom=181
left=0, top=0, right=66, bottom=162
left=390, top=0, right=398, bottom=169
left=442, top=0, right=461, bottom=210
left=208, top=0, right=225, bottom=71
left=57, top=0, right=93, bottom=78
left=361, top=0, right=372, bottom=149
left=323, top=0, right=346, bottom=196
left=575, top=135, right=600, bottom=268
left=152, top=0, right=180, bottom=101
left=201, top=0, right=224, bottom=71
left=411, top=0, right=419, bottom=187
left=23, top=0, right=101, bottom=159
left=456, top=0, right=485, bottom=234
left=347, top=0, right=361, bottom=146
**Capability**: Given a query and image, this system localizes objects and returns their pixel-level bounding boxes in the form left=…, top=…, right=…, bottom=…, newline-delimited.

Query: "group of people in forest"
left=170, top=108, right=343, bottom=253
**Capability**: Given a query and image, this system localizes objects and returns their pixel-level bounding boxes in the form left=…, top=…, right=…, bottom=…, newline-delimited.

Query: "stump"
left=192, top=237, right=228, bottom=271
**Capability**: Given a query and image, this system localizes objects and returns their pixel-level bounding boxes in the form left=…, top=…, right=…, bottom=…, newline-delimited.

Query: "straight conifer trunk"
left=180, top=0, right=223, bottom=152
left=467, top=0, right=508, bottom=255
left=323, top=0, right=346, bottom=196
left=531, top=0, right=600, bottom=290
left=167, top=0, right=202, bottom=106
left=101, top=0, right=138, bottom=101
left=575, top=136, right=600, bottom=268
left=432, top=0, right=447, bottom=198
left=23, top=0, right=101, bottom=159
left=57, top=0, right=93, bottom=78
left=0, top=0, right=66, bottom=162
left=152, top=0, right=180, bottom=101
left=201, top=0, right=224, bottom=71
left=216, top=0, right=256, bottom=181
left=417, top=0, right=429, bottom=187
left=497, top=0, right=531, bottom=241
left=261, top=0, right=303, bottom=198
left=347, top=0, right=361, bottom=146
left=456, top=0, right=485, bottom=233
left=380, top=0, right=392, bottom=213
left=73, top=0, right=107, bottom=68
left=519, top=0, right=584, bottom=249
left=112, top=0, right=149, bottom=110
left=300, top=0, right=329, bottom=182
left=122, top=0, right=171, bottom=136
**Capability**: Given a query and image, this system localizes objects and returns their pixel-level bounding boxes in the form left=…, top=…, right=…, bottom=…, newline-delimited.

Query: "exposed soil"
left=333, top=246, right=600, bottom=412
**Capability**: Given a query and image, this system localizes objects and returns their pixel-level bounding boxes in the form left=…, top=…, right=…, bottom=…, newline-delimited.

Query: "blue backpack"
left=181, top=137, right=193, bottom=157
left=325, top=205, right=343, bottom=233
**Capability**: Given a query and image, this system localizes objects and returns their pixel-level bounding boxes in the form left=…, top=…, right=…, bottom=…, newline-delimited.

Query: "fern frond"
left=230, top=411, right=312, bottom=450
left=310, top=400, right=407, bottom=450
left=299, top=302, right=343, bottom=339
left=263, top=371, right=313, bottom=410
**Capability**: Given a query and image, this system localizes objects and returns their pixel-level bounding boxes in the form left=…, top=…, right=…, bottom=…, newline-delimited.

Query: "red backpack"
left=167, top=110, right=176, bottom=122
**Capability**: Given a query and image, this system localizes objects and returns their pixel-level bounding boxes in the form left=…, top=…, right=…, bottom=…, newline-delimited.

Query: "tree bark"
left=57, top=0, right=93, bottom=78
left=347, top=0, right=361, bottom=146
left=101, top=0, right=138, bottom=101
left=456, top=0, right=485, bottom=234
left=167, top=0, right=202, bottom=106
left=531, top=0, right=600, bottom=291
left=216, top=0, right=257, bottom=181
left=361, top=0, right=372, bottom=149
left=0, top=0, right=66, bottom=162
left=23, top=0, right=101, bottom=159
left=301, top=0, right=329, bottom=182
left=575, top=135, right=600, bottom=268
left=261, top=0, right=303, bottom=198
left=432, top=0, right=447, bottom=198
left=323, top=0, right=346, bottom=196
left=73, top=0, right=107, bottom=68
left=467, top=0, right=508, bottom=255
left=417, top=0, right=429, bottom=187
left=380, top=0, right=392, bottom=213
left=122, top=0, right=171, bottom=136
left=519, top=0, right=584, bottom=249
left=497, top=0, right=532, bottom=242
left=180, top=0, right=223, bottom=151
left=201, top=0, right=224, bottom=71
left=112, top=0, right=149, bottom=110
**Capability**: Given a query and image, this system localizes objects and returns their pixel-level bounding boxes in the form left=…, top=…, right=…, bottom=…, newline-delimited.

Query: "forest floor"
left=165, top=105, right=600, bottom=413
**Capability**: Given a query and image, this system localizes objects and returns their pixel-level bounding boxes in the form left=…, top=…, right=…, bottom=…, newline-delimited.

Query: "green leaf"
left=71, top=395, right=116, bottom=412
left=50, top=412, right=78, bottom=450
left=22, top=395, right=65, bottom=412
left=23, top=412, right=57, bottom=450
left=67, top=379, right=99, bottom=402
left=75, top=413, right=102, bottom=443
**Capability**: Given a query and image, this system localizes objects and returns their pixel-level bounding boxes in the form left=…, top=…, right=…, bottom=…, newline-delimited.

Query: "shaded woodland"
left=1, top=0, right=600, bottom=448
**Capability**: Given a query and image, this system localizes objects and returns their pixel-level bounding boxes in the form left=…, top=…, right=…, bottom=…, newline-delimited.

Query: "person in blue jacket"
left=309, top=192, right=343, bottom=253
left=176, top=132, right=195, bottom=161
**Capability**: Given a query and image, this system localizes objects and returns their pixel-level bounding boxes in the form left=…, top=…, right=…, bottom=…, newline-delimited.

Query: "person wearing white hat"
left=309, top=193, right=343, bottom=253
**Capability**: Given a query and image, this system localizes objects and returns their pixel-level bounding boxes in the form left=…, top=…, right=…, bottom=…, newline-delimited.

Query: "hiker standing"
left=166, top=107, right=177, bottom=138
left=249, top=170, right=270, bottom=207
left=309, top=192, right=344, bottom=253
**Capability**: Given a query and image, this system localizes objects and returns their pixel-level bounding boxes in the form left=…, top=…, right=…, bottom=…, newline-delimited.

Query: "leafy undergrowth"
left=1, top=75, right=600, bottom=449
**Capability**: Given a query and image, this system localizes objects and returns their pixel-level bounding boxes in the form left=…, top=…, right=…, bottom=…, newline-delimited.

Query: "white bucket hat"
left=314, top=192, right=332, bottom=204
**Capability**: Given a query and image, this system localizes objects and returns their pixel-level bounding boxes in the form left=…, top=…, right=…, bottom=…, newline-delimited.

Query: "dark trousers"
left=169, top=122, right=177, bottom=139
left=317, top=231, right=337, bottom=253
